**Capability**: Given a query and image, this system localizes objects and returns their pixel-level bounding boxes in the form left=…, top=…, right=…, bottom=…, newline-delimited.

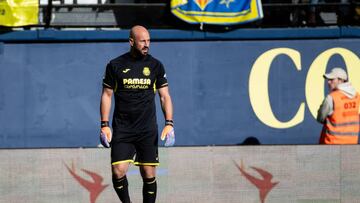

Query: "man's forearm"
left=158, top=86, right=173, bottom=123
left=100, top=90, right=112, bottom=121
left=161, top=95, right=173, bottom=120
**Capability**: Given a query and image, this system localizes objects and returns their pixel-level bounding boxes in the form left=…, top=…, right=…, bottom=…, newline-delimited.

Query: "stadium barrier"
left=1, top=145, right=360, bottom=203
left=1, top=37, right=359, bottom=147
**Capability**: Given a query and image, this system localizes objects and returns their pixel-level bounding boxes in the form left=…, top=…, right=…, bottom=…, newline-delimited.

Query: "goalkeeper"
left=99, top=25, right=175, bottom=203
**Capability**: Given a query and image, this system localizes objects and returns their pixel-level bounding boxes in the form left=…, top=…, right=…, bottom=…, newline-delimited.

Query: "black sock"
left=113, top=176, right=131, bottom=203
left=142, top=177, right=157, bottom=203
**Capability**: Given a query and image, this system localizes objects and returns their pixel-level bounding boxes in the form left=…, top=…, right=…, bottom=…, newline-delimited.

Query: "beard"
left=141, top=47, right=149, bottom=55
left=132, top=47, right=148, bottom=58
left=132, top=42, right=149, bottom=56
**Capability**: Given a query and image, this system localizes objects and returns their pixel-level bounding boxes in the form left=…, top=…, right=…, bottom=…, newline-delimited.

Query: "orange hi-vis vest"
left=320, top=90, right=360, bottom=144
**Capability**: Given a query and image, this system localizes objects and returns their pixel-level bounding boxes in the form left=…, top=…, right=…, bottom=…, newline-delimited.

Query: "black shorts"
left=111, top=130, right=159, bottom=166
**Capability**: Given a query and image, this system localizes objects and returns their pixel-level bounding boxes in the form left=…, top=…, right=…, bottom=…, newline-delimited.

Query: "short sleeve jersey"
left=103, top=52, right=168, bottom=133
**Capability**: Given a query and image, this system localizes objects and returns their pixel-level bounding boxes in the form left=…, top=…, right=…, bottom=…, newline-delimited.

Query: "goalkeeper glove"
left=161, top=120, right=175, bottom=147
left=100, top=121, right=112, bottom=148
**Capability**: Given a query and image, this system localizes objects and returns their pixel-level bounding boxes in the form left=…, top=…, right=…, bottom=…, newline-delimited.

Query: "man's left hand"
left=161, top=125, right=175, bottom=147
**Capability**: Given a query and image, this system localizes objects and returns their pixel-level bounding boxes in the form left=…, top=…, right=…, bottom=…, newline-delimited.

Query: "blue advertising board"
left=0, top=39, right=359, bottom=148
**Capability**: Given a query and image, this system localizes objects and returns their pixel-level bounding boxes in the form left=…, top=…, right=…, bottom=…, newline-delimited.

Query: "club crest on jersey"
left=143, top=67, right=150, bottom=76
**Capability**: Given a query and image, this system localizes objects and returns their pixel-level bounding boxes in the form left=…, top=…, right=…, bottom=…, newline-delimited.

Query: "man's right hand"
left=100, top=121, right=112, bottom=148
left=100, top=127, right=112, bottom=148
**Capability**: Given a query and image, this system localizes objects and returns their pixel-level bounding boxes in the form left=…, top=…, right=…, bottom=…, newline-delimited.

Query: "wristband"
left=165, top=120, right=174, bottom=126
left=101, top=121, right=109, bottom=128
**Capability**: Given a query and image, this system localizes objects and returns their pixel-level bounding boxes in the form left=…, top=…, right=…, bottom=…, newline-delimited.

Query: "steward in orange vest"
left=317, top=68, right=360, bottom=144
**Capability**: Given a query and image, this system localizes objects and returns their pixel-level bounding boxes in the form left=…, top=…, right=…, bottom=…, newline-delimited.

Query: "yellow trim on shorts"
left=134, top=162, right=159, bottom=166
left=112, top=160, right=134, bottom=165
